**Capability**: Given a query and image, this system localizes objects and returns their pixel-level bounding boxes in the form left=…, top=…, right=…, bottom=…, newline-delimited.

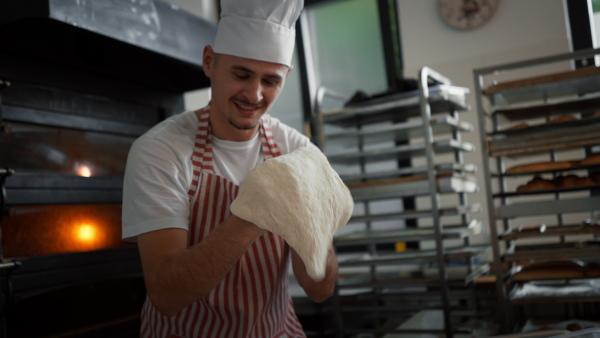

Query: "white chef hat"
left=212, top=0, right=304, bottom=67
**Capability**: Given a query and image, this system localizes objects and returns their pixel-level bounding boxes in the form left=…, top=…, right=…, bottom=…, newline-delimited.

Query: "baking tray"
left=346, top=173, right=478, bottom=201
left=520, top=319, right=600, bottom=336
left=496, top=162, right=600, bottom=177
left=322, top=85, right=470, bottom=127
left=335, top=219, right=481, bottom=246
left=482, top=66, right=600, bottom=106
left=348, top=203, right=481, bottom=224
left=340, top=162, right=477, bottom=183
left=552, top=328, right=600, bottom=337
left=509, top=280, right=600, bottom=304
left=491, top=94, right=600, bottom=121
left=327, top=139, right=475, bottom=165
left=492, top=330, right=569, bottom=337
left=325, top=115, right=472, bottom=145
left=337, top=264, right=489, bottom=288
left=487, top=123, right=600, bottom=157
left=337, top=245, right=489, bottom=267
left=500, top=223, right=600, bottom=240
left=496, top=197, right=600, bottom=218
left=503, top=245, right=600, bottom=262
left=490, top=115, right=600, bottom=138
left=493, top=184, right=600, bottom=198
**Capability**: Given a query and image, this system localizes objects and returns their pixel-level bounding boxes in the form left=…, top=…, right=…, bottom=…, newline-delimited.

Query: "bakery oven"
left=0, top=1, right=215, bottom=336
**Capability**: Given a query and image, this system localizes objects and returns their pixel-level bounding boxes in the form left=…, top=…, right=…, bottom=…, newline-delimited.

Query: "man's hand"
left=137, top=215, right=266, bottom=316
left=291, top=244, right=338, bottom=303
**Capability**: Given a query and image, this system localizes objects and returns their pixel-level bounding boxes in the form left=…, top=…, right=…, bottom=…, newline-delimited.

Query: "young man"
left=121, top=0, right=338, bottom=336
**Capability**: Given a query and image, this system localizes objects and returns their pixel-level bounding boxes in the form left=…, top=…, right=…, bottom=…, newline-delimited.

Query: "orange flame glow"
left=76, top=165, right=92, bottom=177
left=75, top=223, right=98, bottom=243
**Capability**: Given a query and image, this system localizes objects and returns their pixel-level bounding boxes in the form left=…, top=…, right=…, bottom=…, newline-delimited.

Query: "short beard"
left=228, top=117, right=260, bottom=131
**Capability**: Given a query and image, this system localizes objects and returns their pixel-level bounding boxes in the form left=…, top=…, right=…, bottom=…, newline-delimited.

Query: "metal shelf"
left=493, top=184, right=600, bottom=198
left=495, top=163, right=600, bottom=177
left=340, top=162, right=477, bottom=183
left=487, top=122, right=600, bottom=157
left=326, top=115, right=472, bottom=145
left=335, top=219, right=481, bottom=246
left=338, top=246, right=489, bottom=267
left=474, top=48, right=600, bottom=333
left=500, top=223, right=600, bottom=240
left=509, top=280, right=600, bottom=304
left=347, top=173, right=478, bottom=201
left=348, top=204, right=481, bottom=224
left=491, top=93, right=600, bottom=121
left=482, top=66, right=600, bottom=107
left=337, top=264, right=490, bottom=289
left=315, top=68, right=479, bottom=337
left=503, top=245, right=600, bottom=262
left=327, top=139, right=475, bottom=165
left=321, top=85, right=469, bottom=128
left=496, top=196, right=600, bottom=218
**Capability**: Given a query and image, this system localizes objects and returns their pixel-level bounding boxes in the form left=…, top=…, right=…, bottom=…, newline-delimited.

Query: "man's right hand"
left=137, top=215, right=266, bottom=317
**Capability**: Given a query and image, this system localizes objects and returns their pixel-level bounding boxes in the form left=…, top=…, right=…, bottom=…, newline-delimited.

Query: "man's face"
left=203, top=46, right=291, bottom=141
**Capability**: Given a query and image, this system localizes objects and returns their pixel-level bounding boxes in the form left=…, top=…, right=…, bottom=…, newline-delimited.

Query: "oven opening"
left=2, top=204, right=130, bottom=258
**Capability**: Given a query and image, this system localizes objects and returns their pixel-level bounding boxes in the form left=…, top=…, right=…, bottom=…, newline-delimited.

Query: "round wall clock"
left=439, top=0, right=500, bottom=30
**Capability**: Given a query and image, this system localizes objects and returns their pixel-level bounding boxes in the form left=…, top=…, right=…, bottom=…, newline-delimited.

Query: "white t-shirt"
left=121, top=110, right=317, bottom=241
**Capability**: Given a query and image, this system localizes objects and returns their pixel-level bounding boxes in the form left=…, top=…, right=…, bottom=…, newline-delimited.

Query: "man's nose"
left=243, top=79, right=263, bottom=104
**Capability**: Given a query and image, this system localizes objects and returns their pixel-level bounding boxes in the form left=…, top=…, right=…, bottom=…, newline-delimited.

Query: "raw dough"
left=230, top=146, right=354, bottom=281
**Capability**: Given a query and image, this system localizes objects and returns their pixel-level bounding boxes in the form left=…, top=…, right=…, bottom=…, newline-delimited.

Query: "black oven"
left=0, top=1, right=215, bottom=336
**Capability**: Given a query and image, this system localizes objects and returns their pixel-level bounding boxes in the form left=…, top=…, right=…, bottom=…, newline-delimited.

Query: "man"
left=121, top=0, right=338, bottom=337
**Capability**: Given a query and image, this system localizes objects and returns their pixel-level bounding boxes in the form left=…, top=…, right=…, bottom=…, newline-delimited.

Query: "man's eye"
left=234, top=73, right=249, bottom=79
left=263, top=79, right=279, bottom=87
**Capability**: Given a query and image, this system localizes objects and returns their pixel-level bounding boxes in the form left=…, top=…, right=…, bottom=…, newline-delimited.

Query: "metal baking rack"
left=313, top=68, right=484, bottom=337
left=474, top=48, right=600, bottom=333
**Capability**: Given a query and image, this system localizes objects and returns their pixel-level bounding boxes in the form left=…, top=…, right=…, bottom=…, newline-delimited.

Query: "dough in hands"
left=230, top=146, right=354, bottom=281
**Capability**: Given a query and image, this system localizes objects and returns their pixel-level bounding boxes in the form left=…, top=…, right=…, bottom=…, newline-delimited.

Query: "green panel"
left=310, top=0, right=388, bottom=103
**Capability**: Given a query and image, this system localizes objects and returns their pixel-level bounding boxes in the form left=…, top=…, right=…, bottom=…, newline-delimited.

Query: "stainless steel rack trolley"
left=474, top=48, right=600, bottom=334
left=313, top=68, right=488, bottom=337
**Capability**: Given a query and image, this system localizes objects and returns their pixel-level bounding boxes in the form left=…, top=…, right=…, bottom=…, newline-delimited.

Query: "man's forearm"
left=138, top=215, right=265, bottom=316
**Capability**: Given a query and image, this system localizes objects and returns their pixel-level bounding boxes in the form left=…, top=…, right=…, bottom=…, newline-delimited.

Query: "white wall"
left=398, top=0, right=572, bottom=239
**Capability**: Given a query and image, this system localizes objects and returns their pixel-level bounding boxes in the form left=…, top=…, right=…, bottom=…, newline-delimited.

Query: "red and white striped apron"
left=140, top=108, right=306, bottom=338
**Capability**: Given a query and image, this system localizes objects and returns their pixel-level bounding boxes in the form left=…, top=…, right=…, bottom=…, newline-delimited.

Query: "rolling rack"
left=473, top=48, right=600, bottom=333
left=313, top=67, right=489, bottom=337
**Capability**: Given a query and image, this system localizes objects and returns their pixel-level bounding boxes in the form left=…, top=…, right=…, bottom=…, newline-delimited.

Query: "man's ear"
left=202, top=45, right=215, bottom=78
left=287, top=64, right=294, bottom=77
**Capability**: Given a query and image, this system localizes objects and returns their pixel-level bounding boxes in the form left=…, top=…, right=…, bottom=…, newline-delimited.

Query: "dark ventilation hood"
left=0, top=0, right=217, bottom=92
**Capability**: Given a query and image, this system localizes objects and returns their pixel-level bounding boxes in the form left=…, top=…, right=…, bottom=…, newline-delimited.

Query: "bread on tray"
left=511, top=259, right=586, bottom=282
left=516, top=176, right=555, bottom=192
left=506, top=161, right=572, bottom=174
